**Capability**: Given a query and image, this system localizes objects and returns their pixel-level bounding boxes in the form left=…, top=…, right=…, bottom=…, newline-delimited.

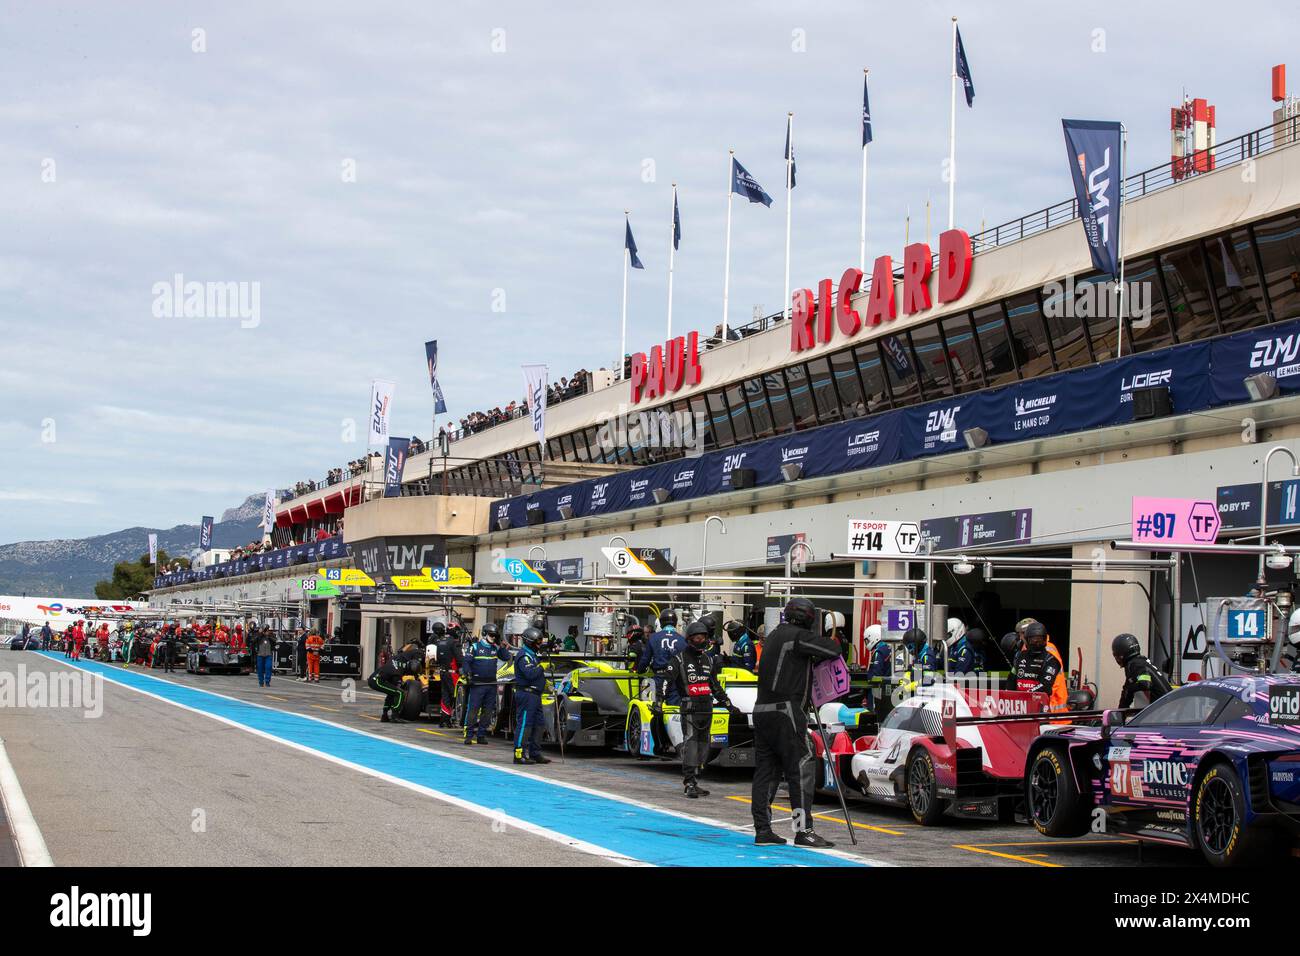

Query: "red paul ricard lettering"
left=629, top=331, right=703, bottom=404
left=790, top=228, right=973, bottom=353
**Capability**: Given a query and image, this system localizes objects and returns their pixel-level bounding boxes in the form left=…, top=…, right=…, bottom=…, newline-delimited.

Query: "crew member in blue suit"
left=723, top=619, right=757, bottom=672
left=638, top=611, right=684, bottom=703
left=950, top=627, right=989, bottom=675
left=513, top=626, right=552, bottom=765
left=463, top=623, right=510, bottom=744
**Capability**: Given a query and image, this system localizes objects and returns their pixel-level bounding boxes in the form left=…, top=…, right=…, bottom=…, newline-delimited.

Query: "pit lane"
left=0, top=651, right=1195, bottom=867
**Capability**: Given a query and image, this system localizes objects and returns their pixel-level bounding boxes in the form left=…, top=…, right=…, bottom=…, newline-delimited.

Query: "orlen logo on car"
left=980, top=696, right=1029, bottom=716
left=1120, top=369, right=1172, bottom=402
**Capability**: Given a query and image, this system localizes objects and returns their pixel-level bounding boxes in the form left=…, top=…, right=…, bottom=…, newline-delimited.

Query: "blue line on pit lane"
left=42, top=653, right=866, bottom=868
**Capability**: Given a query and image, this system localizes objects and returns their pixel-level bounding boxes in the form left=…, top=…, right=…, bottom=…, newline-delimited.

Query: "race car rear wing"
left=939, top=697, right=1111, bottom=748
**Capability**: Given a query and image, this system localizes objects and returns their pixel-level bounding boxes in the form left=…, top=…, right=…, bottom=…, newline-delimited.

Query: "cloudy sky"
left=1, top=0, right=1295, bottom=543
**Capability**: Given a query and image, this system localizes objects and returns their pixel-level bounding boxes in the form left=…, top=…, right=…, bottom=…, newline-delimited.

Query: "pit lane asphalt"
left=0, top=651, right=1194, bottom=867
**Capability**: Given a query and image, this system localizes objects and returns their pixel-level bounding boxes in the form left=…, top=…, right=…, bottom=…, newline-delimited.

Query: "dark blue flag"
left=384, top=437, right=409, bottom=498
left=424, top=340, right=447, bottom=415
left=625, top=219, right=644, bottom=269
left=784, top=116, right=797, bottom=189
left=881, top=335, right=914, bottom=378
left=955, top=26, right=974, bottom=107
left=672, top=189, right=681, bottom=251
left=731, top=157, right=773, bottom=207
left=862, top=75, right=873, bottom=146
left=199, top=516, right=213, bottom=551
left=1062, top=119, right=1123, bottom=277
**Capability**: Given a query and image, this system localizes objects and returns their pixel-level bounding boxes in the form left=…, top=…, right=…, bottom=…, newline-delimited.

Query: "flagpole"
left=948, top=16, right=958, bottom=230
left=783, top=113, right=794, bottom=321
left=667, top=184, right=676, bottom=339
left=722, top=149, right=734, bottom=340
left=1116, top=123, right=1128, bottom=358
left=620, top=210, right=629, bottom=379
left=860, top=70, right=869, bottom=273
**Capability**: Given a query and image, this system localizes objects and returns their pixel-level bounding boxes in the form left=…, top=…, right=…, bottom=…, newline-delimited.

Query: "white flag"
left=368, top=380, right=396, bottom=447
left=522, top=365, right=548, bottom=454
left=262, top=489, right=276, bottom=532
left=148, top=533, right=158, bottom=565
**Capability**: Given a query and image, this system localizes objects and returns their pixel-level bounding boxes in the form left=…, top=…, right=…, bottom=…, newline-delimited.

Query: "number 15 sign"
left=1131, top=496, right=1220, bottom=545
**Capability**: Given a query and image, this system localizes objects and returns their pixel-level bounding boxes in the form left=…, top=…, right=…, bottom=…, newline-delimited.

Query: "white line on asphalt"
left=52, top=656, right=885, bottom=866
left=0, top=737, right=54, bottom=867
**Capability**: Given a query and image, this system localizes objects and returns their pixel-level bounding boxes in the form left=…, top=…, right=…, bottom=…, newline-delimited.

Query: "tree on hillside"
left=94, top=550, right=189, bottom=599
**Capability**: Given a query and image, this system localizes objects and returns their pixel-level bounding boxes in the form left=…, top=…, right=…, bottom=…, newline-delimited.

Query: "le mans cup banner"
left=369, top=380, right=395, bottom=447
left=523, top=364, right=547, bottom=453
left=1062, top=119, right=1122, bottom=278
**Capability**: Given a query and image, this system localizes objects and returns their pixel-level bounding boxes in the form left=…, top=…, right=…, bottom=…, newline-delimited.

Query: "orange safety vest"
left=305, top=634, right=325, bottom=655
left=1046, top=640, right=1068, bottom=713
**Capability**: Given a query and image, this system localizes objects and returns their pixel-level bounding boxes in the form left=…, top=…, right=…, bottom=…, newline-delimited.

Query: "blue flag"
left=672, top=189, right=681, bottom=251
left=862, top=75, right=873, bottom=146
left=1062, top=119, right=1123, bottom=277
left=731, top=157, right=773, bottom=207
left=955, top=26, right=974, bottom=107
left=784, top=116, right=797, bottom=189
left=424, top=340, right=447, bottom=415
left=625, top=219, right=644, bottom=269
left=199, top=516, right=213, bottom=551
left=384, top=437, right=409, bottom=498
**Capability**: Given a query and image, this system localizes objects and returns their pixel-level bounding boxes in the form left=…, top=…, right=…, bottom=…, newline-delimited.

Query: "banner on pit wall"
left=391, top=567, right=473, bottom=591
left=319, top=567, right=377, bottom=587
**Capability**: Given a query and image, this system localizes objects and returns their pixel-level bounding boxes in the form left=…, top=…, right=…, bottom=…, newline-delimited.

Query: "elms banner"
left=523, top=365, right=547, bottom=454
left=369, top=380, right=396, bottom=447
left=261, top=489, right=276, bottom=532
left=148, top=533, right=158, bottom=565
left=1062, top=119, right=1122, bottom=278
left=424, top=340, right=447, bottom=415
left=199, top=516, right=214, bottom=551
left=384, top=436, right=409, bottom=498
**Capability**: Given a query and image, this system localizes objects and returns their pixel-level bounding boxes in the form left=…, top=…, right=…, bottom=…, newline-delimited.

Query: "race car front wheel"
left=1194, top=762, right=1265, bottom=867
left=906, top=750, right=946, bottom=826
left=626, top=709, right=646, bottom=757
left=1026, top=746, right=1089, bottom=837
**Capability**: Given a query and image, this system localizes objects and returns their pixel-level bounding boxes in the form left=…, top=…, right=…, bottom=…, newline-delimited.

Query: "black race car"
left=186, top=641, right=252, bottom=675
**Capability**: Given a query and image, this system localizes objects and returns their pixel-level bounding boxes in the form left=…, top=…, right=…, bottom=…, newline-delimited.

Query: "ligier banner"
left=523, top=364, right=547, bottom=454
left=384, top=436, right=408, bottom=498
left=1062, top=119, right=1123, bottom=278
left=368, top=380, right=395, bottom=447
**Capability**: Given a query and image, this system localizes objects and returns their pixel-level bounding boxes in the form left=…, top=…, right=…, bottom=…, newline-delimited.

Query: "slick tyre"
left=400, top=681, right=427, bottom=722
left=1193, top=761, right=1267, bottom=867
left=1026, top=746, right=1090, bottom=838
left=627, top=708, right=646, bottom=757
left=906, top=749, right=947, bottom=826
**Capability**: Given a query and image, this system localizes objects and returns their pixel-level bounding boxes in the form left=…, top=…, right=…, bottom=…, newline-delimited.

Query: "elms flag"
left=368, top=380, right=395, bottom=447
left=784, top=116, right=797, bottom=188
left=1062, top=119, right=1123, bottom=277
left=672, top=189, right=681, bottom=251
left=261, top=490, right=276, bottom=532
left=862, top=74, right=874, bottom=146
left=199, top=516, right=214, bottom=551
left=625, top=218, right=644, bottom=269
left=955, top=26, right=975, bottom=107
left=424, top=340, right=447, bottom=415
left=522, top=365, right=547, bottom=453
left=383, top=437, right=408, bottom=498
left=731, top=158, right=773, bottom=207
left=148, top=533, right=158, bottom=565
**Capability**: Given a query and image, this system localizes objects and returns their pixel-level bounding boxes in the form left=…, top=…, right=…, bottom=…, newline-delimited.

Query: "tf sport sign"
left=845, top=519, right=921, bottom=559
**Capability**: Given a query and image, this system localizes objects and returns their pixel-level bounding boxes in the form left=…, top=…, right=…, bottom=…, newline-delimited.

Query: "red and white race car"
left=811, top=683, right=1050, bottom=825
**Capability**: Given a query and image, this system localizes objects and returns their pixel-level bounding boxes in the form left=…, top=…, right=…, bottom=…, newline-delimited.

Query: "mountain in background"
left=0, top=494, right=265, bottom=598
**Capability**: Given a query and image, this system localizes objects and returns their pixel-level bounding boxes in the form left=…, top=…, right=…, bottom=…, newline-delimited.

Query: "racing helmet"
left=659, top=611, right=678, bottom=628
left=1024, top=621, right=1048, bottom=652
left=521, top=626, right=544, bottom=648
left=1289, top=608, right=1300, bottom=642
left=999, top=633, right=1021, bottom=662
left=1015, top=617, right=1039, bottom=637
left=481, top=623, right=500, bottom=640
left=946, top=617, right=966, bottom=645
left=901, top=627, right=927, bottom=651
left=625, top=624, right=645, bottom=640
left=723, top=619, right=745, bottom=637
left=863, top=623, right=883, bottom=645
left=430, top=621, right=447, bottom=638
left=783, top=597, right=817, bottom=628
left=685, top=619, right=712, bottom=650
left=1111, top=632, right=1141, bottom=666
left=965, top=627, right=987, bottom=646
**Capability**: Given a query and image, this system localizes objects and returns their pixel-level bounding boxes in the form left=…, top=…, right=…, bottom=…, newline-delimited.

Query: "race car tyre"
left=627, top=709, right=646, bottom=757
left=906, top=749, right=947, bottom=826
left=1193, top=761, right=1267, bottom=868
left=1026, top=746, right=1090, bottom=838
left=400, top=681, right=427, bottom=722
